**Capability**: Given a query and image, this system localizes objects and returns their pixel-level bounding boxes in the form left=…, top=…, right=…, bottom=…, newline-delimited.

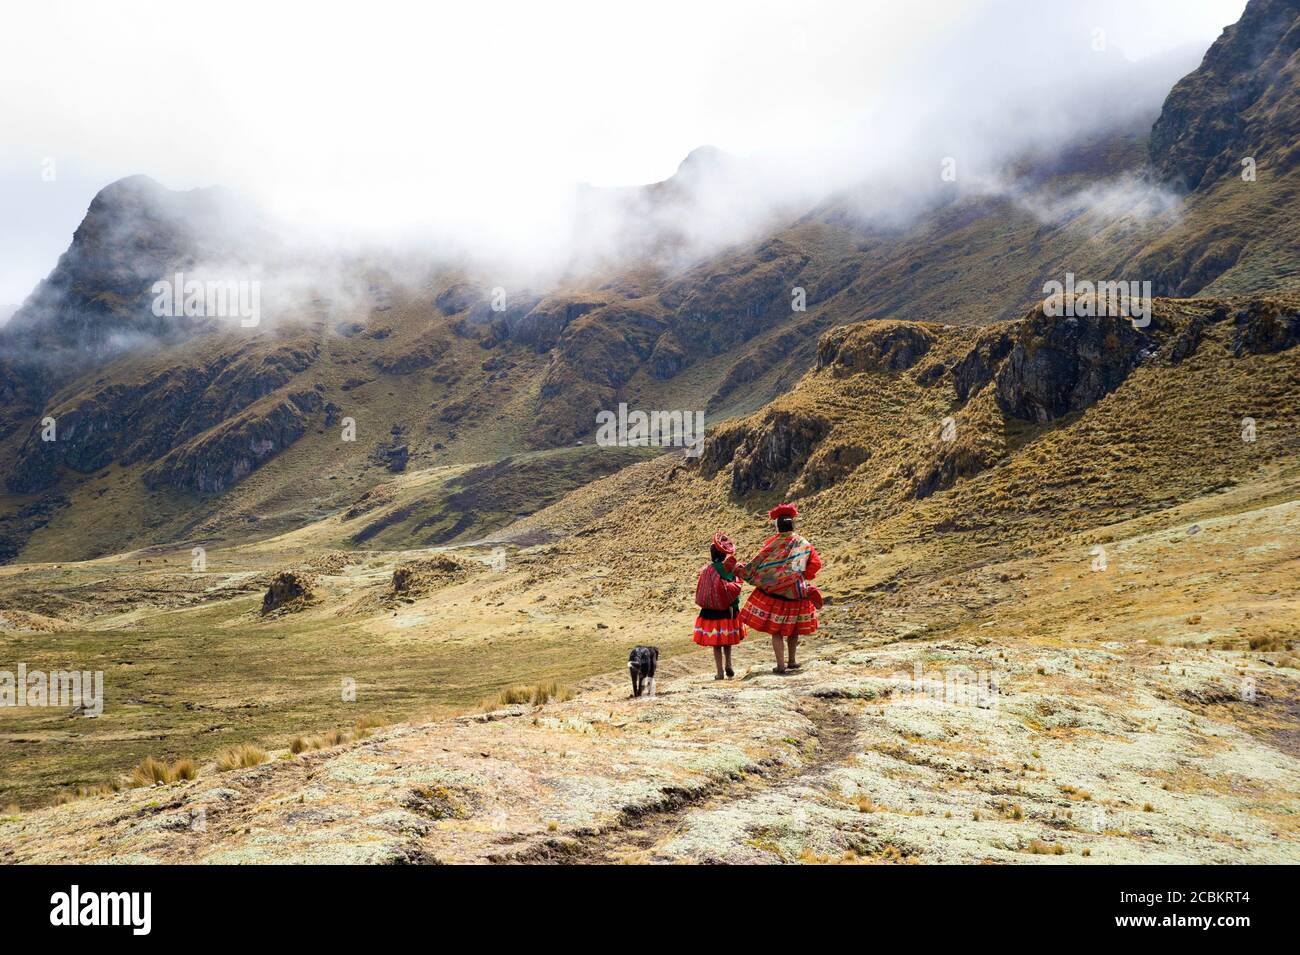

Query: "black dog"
left=628, top=645, right=659, bottom=698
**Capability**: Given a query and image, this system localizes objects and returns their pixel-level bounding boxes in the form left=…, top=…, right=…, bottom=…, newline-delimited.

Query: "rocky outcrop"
left=434, top=283, right=483, bottom=316
left=513, top=297, right=606, bottom=352
left=952, top=324, right=1015, bottom=401
left=647, top=332, right=686, bottom=379
left=717, top=408, right=832, bottom=496
left=1149, top=0, right=1300, bottom=191
left=260, top=570, right=318, bottom=615
left=6, top=340, right=318, bottom=493
left=1229, top=297, right=1300, bottom=355
left=142, top=390, right=322, bottom=494
left=992, top=309, right=1152, bottom=423
left=816, top=320, right=939, bottom=377
left=390, top=554, right=473, bottom=597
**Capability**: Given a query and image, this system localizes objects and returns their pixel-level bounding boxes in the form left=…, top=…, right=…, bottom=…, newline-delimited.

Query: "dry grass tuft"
left=483, top=680, right=575, bottom=710
left=54, top=781, right=121, bottom=804
left=215, top=744, right=268, bottom=772
left=290, top=716, right=388, bottom=756
left=129, top=756, right=197, bottom=787
left=1026, top=839, right=1066, bottom=855
left=1249, top=635, right=1287, bottom=652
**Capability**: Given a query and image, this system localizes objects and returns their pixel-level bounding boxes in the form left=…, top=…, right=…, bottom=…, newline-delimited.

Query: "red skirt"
left=693, top=614, right=746, bottom=647
left=738, top=589, right=818, bottom=638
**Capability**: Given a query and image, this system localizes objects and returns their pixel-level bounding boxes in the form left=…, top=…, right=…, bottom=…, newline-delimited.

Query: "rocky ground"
left=5, top=479, right=1296, bottom=864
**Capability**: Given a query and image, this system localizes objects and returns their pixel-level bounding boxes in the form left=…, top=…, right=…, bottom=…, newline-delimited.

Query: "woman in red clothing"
left=727, top=503, right=822, bottom=673
left=693, top=532, right=746, bottom=680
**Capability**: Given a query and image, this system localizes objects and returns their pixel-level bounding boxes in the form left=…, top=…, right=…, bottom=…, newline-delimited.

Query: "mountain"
left=0, top=0, right=1297, bottom=862
left=3, top=0, right=1299, bottom=564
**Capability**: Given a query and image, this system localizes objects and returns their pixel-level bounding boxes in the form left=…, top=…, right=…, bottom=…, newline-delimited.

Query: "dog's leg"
left=647, top=677, right=655, bottom=698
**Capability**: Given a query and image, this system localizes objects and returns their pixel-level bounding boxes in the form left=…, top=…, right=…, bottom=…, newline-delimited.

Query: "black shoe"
left=725, top=665, right=735, bottom=678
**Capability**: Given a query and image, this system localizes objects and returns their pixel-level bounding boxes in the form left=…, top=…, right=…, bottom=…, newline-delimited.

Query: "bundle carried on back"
left=725, top=503, right=825, bottom=609
left=732, top=531, right=817, bottom=600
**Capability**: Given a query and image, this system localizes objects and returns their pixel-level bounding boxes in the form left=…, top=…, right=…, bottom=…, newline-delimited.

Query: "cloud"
left=0, top=0, right=1247, bottom=307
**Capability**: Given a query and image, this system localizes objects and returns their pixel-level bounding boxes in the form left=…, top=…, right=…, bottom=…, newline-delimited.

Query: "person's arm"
left=804, top=545, right=822, bottom=581
left=727, top=535, right=775, bottom=582
left=719, top=576, right=743, bottom=602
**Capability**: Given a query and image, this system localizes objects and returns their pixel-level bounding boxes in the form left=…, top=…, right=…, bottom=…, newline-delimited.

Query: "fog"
left=0, top=0, right=1247, bottom=312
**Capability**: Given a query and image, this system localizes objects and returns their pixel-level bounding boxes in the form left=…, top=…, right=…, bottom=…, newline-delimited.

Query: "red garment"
left=695, top=563, right=742, bottom=611
left=739, top=589, right=818, bottom=638
left=693, top=563, right=746, bottom=646
left=693, top=615, right=745, bottom=646
left=733, top=536, right=821, bottom=637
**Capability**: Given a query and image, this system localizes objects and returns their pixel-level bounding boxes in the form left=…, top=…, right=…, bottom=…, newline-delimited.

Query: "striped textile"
left=733, top=532, right=823, bottom=600
left=695, top=563, right=742, bottom=611
left=738, top=588, right=818, bottom=638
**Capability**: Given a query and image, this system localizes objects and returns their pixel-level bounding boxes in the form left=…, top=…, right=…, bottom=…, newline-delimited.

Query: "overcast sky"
left=0, top=0, right=1248, bottom=313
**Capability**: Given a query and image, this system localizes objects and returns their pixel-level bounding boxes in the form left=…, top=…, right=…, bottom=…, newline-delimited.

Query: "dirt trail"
left=520, top=695, right=861, bottom=864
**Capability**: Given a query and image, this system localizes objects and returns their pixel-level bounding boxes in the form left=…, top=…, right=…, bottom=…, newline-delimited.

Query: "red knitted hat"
left=768, top=502, right=799, bottom=521
left=711, top=532, right=736, bottom=555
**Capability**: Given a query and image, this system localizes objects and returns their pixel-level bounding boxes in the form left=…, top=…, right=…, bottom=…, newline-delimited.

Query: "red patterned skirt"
left=693, top=610, right=746, bottom=646
left=739, top=589, right=818, bottom=638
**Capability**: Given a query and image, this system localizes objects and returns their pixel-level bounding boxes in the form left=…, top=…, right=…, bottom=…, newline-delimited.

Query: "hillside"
left=2, top=1, right=1299, bottom=563
left=1, top=0, right=1298, bottom=864
left=2, top=296, right=1297, bottom=861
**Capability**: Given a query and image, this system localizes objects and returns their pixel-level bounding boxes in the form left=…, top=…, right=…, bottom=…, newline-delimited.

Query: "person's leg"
left=787, top=635, right=800, bottom=669
left=772, top=634, right=786, bottom=672
left=723, top=645, right=734, bottom=677
left=712, top=645, right=725, bottom=679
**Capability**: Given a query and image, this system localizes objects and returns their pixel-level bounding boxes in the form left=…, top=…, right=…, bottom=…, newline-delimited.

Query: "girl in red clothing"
left=727, top=503, right=822, bottom=673
left=693, top=532, right=746, bottom=680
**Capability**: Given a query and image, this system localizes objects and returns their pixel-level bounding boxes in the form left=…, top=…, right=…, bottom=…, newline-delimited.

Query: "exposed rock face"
left=260, top=570, right=317, bottom=615
left=993, top=309, right=1151, bottom=423
left=719, top=409, right=832, bottom=496
left=513, top=297, right=606, bottom=352
left=434, top=283, right=483, bottom=316
left=1230, top=298, right=1300, bottom=355
left=1149, top=0, right=1300, bottom=191
left=647, top=332, right=686, bottom=379
left=142, top=390, right=322, bottom=494
left=952, top=325, right=1015, bottom=401
left=816, top=320, right=938, bottom=376
left=6, top=340, right=319, bottom=493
